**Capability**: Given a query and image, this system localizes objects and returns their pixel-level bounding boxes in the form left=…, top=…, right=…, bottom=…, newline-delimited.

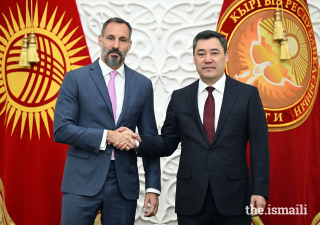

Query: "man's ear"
left=98, top=35, right=102, bottom=48
left=225, top=50, right=229, bottom=63
left=128, top=40, right=132, bottom=52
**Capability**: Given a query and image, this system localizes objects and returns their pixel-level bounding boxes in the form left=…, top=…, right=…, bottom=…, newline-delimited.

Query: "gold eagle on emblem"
left=236, top=18, right=302, bottom=100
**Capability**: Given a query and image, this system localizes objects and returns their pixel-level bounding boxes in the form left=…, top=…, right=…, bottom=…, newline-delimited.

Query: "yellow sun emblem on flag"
left=0, top=2, right=89, bottom=139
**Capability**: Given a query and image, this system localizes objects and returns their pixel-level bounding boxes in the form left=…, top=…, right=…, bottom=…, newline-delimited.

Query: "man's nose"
left=113, top=39, right=120, bottom=49
left=204, top=53, right=213, bottom=63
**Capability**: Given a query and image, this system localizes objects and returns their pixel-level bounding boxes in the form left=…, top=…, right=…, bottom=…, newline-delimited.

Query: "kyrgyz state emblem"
left=0, top=2, right=89, bottom=139
left=217, top=0, right=319, bottom=131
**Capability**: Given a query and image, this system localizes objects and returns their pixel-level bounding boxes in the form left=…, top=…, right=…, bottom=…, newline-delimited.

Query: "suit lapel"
left=89, top=59, right=114, bottom=118
left=116, top=64, right=136, bottom=127
left=211, top=75, right=240, bottom=146
left=184, top=80, right=211, bottom=146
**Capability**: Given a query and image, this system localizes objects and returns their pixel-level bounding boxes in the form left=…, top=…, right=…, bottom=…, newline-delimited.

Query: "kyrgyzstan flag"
left=217, top=0, right=320, bottom=224
left=0, top=0, right=91, bottom=224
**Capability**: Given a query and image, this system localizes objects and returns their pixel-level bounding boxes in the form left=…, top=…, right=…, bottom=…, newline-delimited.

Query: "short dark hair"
left=101, top=17, right=132, bottom=41
left=193, top=30, right=228, bottom=55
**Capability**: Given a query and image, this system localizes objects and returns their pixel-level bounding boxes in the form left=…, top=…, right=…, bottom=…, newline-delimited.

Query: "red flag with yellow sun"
left=0, top=0, right=91, bottom=224
left=217, top=0, right=320, bottom=225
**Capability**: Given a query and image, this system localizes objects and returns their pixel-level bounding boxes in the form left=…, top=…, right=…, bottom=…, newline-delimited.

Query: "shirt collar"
left=198, top=74, right=226, bottom=95
left=98, top=57, right=125, bottom=78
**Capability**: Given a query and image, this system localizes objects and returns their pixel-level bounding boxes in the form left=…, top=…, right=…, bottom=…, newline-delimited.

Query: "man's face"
left=193, top=37, right=228, bottom=85
left=98, top=22, right=132, bottom=68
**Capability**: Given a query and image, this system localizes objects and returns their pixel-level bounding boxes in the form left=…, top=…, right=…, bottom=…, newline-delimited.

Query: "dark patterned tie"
left=203, top=87, right=215, bottom=144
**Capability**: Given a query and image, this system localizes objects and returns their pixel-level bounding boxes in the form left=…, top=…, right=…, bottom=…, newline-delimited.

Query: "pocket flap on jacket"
left=230, top=167, right=250, bottom=179
left=67, top=146, right=90, bottom=159
left=176, top=168, right=191, bottom=179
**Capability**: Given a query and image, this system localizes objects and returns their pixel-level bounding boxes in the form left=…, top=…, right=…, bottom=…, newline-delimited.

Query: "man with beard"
left=54, top=17, right=160, bottom=225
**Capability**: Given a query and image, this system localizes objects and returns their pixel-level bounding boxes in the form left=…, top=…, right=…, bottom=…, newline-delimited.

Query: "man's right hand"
left=111, top=127, right=140, bottom=151
left=106, top=128, right=141, bottom=151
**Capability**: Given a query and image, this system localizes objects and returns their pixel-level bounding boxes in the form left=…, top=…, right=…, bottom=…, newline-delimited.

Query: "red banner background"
left=0, top=0, right=91, bottom=224
left=217, top=0, right=320, bottom=224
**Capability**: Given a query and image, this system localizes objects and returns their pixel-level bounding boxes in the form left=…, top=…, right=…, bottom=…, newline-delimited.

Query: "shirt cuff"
left=145, top=188, right=161, bottom=196
left=99, top=129, right=108, bottom=150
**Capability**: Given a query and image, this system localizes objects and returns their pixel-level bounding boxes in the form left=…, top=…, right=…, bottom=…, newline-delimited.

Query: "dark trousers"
left=61, top=161, right=137, bottom=225
left=177, top=183, right=251, bottom=225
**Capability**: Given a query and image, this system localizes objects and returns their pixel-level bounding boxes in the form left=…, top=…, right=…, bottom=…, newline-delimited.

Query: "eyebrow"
left=106, top=35, right=128, bottom=40
left=197, top=48, right=220, bottom=52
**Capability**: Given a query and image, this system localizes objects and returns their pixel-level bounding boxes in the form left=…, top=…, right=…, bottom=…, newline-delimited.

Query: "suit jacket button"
left=107, top=151, right=111, bottom=155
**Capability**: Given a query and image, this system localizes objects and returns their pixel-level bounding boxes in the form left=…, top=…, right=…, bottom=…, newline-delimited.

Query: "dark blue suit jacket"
left=137, top=75, right=270, bottom=216
left=53, top=59, right=160, bottom=199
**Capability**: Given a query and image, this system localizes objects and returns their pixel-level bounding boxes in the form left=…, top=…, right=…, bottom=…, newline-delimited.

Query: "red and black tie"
left=203, top=87, right=215, bottom=144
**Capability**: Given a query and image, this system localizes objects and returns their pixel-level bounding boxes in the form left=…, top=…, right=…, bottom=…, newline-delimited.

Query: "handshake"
left=107, top=127, right=141, bottom=151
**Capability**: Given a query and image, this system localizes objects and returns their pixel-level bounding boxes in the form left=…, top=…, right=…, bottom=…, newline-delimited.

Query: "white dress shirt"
left=99, top=58, right=125, bottom=156
left=98, top=58, right=160, bottom=195
left=198, top=74, right=226, bottom=130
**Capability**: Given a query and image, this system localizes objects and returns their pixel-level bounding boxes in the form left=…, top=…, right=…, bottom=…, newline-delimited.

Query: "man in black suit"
left=113, top=30, right=270, bottom=225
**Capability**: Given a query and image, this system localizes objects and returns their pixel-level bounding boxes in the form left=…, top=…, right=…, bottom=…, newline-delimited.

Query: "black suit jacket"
left=138, top=75, right=270, bottom=216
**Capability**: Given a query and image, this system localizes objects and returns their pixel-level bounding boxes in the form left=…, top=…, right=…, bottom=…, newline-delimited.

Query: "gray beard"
left=102, top=47, right=128, bottom=67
